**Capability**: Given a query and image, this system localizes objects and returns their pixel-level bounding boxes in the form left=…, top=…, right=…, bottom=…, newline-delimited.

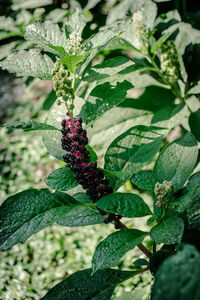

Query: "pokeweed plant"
left=1, top=4, right=200, bottom=299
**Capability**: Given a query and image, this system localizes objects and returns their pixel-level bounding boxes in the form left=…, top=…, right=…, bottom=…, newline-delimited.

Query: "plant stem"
left=114, top=219, right=153, bottom=258
left=137, top=243, right=153, bottom=258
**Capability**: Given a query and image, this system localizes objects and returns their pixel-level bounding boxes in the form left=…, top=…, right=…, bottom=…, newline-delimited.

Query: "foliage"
left=1, top=1, right=200, bottom=299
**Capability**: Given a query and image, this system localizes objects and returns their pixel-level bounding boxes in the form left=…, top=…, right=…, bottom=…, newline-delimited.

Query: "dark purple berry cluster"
left=61, top=113, right=122, bottom=227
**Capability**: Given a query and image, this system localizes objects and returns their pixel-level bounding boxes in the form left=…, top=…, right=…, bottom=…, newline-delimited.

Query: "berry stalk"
left=61, top=113, right=122, bottom=228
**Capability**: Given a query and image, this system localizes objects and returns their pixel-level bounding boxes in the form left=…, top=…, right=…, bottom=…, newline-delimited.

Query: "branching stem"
left=114, top=218, right=153, bottom=258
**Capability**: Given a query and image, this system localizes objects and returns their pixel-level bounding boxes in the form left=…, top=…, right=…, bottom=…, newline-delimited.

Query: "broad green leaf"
left=131, top=171, right=158, bottom=192
left=174, top=172, right=200, bottom=214
left=107, top=0, right=157, bottom=30
left=85, top=145, right=98, bottom=162
left=42, top=268, right=140, bottom=300
left=115, top=289, right=146, bottom=300
left=42, top=90, right=57, bottom=111
left=60, top=53, right=88, bottom=74
left=154, top=0, right=172, bottom=2
left=189, top=109, right=200, bottom=141
left=0, top=50, right=54, bottom=80
left=104, top=125, right=164, bottom=191
left=183, top=172, right=200, bottom=229
left=92, top=229, right=147, bottom=273
left=0, top=189, right=103, bottom=250
left=122, top=86, right=175, bottom=112
left=151, top=244, right=200, bottom=300
left=151, top=33, right=172, bottom=54
left=78, top=29, right=119, bottom=76
left=65, top=10, right=86, bottom=37
left=25, top=21, right=67, bottom=56
left=85, top=29, right=117, bottom=51
left=169, top=22, right=200, bottom=82
left=147, top=216, right=157, bottom=226
left=73, top=193, right=91, bottom=204
left=133, top=258, right=148, bottom=267
left=188, top=83, right=200, bottom=95
left=151, top=103, right=189, bottom=129
left=79, top=80, right=133, bottom=124
left=97, top=193, right=152, bottom=217
left=42, top=100, right=65, bottom=160
left=57, top=206, right=104, bottom=228
left=88, top=106, right=153, bottom=157
left=150, top=214, right=184, bottom=244
left=0, top=120, right=58, bottom=131
left=187, top=201, right=200, bottom=231
left=184, top=43, right=200, bottom=84
left=83, top=56, right=136, bottom=83
left=45, top=168, right=78, bottom=191
left=0, top=41, right=19, bottom=60
left=101, top=168, right=127, bottom=180
left=12, top=0, right=52, bottom=10
left=153, top=132, right=198, bottom=191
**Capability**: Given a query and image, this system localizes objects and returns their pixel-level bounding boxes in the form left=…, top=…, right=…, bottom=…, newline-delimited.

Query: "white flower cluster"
left=154, top=180, right=174, bottom=207
left=132, top=11, right=148, bottom=52
left=160, top=40, right=179, bottom=83
left=66, top=32, right=82, bottom=55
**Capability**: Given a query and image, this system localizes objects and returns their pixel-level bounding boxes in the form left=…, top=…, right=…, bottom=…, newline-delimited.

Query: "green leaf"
left=131, top=171, right=158, bottom=192
left=65, top=10, right=86, bottom=37
left=189, top=109, right=200, bottom=141
left=85, top=29, right=117, bottom=51
left=83, top=56, right=136, bottom=83
left=12, top=0, right=52, bottom=10
left=187, top=201, right=200, bottom=231
left=154, top=0, right=172, bottom=2
left=187, top=83, right=200, bottom=95
left=151, top=244, right=200, bottom=300
left=42, top=100, right=65, bottom=160
left=41, top=268, right=139, bottom=300
left=73, top=193, right=91, bottom=204
left=183, top=172, right=200, bottom=229
left=45, top=168, right=78, bottom=191
left=153, top=132, right=198, bottom=191
left=150, top=214, right=184, bottom=244
left=78, top=29, right=119, bottom=76
left=57, top=206, right=104, bottom=228
left=133, top=258, right=148, bottom=267
left=0, top=189, right=103, bottom=250
left=174, top=172, right=200, bottom=214
left=123, top=86, right=175, bottom=112
left=85, top=145, right=98, bottom=162
left=0, top=120, right=58, bottom=131
left=115, top=289, right=146, bottom=300
left=104, top=125, right=164, bottom=191
left=0, top=50, right=54, bottom=80
left=151, top=103, right=188, bottom=128
left=60, top=53, right=88, bottom=74
left=97, top=193, right=152, bottom=217
left=42, top=90, right=57, bottom=111
left=92, top=229, right=147, bottom=273
left=79, top=80, right=133, bottom=124
left=107, top=0, right=157, bottom=30
left=151, top=32, right=172, bottom=54
left=25, top=21, right=67, bottom=56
